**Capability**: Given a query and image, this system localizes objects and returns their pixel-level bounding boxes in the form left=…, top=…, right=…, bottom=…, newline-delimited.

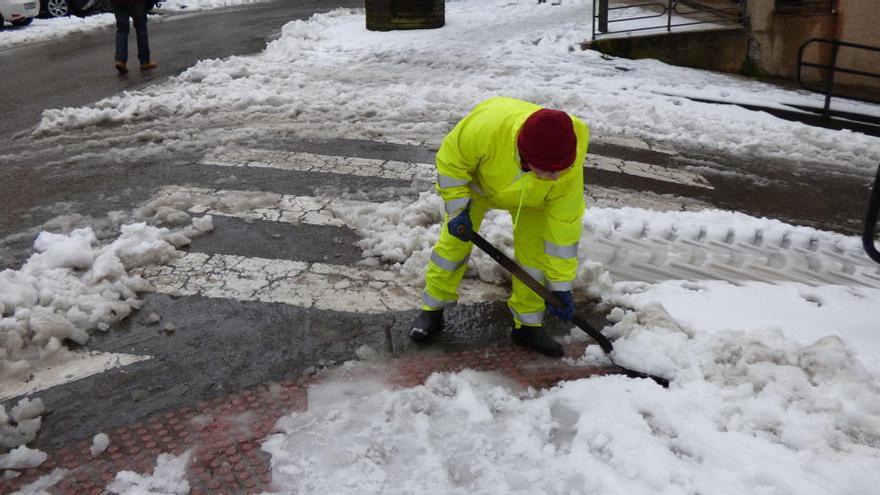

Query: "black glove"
left=447, top=207, right=473, bottom=241
left=548, top=290, right=574, bottom=320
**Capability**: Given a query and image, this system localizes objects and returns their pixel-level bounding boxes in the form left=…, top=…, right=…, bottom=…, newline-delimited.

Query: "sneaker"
left=140, top=61, right=158, bottom=70
left=511, top=325, right=563, bottom=357
left=409, top=309, right=443, bottom=342
left=114, top=61, right=128, bottom=74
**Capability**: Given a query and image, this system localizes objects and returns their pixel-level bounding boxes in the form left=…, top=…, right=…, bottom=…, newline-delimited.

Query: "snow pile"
left=0, top=218, right=211, bottom=381
left=105, top=450, right=191, bottom=495
left=332, top=193, right=865, bottom=283
left=0, top=445, right=47, bottom=470
left=0, top=14, right=116, bottom=50
left=34, top=0, right=880, bottom=171
left=0, top=398, right=44, bottom=451
left=159, top=0, right=268, bottom=11
left=608, top=280, right=880, bottom=373
left=262, top=326, right=880, bottom=495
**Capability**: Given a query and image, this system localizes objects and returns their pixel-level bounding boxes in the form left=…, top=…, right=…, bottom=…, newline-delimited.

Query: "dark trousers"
left=114, top=3, right=150, bottom=65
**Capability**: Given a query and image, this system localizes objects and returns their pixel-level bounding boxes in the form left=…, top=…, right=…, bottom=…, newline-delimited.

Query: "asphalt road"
left=0, top=0, right=360, bottom=139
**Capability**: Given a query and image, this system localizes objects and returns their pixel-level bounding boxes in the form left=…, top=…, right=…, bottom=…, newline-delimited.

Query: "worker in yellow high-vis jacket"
left=410, top=96, right=589, bottom=357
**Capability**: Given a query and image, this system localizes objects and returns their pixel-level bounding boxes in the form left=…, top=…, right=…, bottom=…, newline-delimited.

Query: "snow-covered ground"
left=0, top=0, right=267, bottom=50
left=4, top=0, right=880, bottom=492
left=32, top=0, right=880, bottom=173
left=159, top=0, right=268, bottom=12
left=0, top=14, right=117, bottom=49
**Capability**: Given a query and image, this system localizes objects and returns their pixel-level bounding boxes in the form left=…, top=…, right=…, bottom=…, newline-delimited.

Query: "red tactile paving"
left=1, top=343, right=615, bottom=494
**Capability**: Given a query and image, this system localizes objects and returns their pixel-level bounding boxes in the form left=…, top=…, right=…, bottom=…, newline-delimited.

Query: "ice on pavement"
left=7, top=468, right=67, bottom=495
left=34, top=0, right=880, bottom=171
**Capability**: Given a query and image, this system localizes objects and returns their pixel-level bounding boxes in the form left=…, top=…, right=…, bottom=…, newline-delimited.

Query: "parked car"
left=39, top=0, right=111, bottom=18
left=0, top=0, right=40, bottom=27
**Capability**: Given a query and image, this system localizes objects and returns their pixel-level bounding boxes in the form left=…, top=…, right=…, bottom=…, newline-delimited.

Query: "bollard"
left=366, top=0, right=445, bottom=31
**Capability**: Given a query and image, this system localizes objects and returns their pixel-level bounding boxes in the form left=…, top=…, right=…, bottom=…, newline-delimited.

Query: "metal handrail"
left=592, top=0, right=747, bottom=40
left=797, top=38, right=880, bottom=114
left=864, top=164, right=880, bottom=264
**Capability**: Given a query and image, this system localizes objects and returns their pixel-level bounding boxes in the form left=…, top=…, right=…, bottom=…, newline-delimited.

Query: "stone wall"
left=747, top=0, right=879, bottom=92
left=590, top=27, right=750, bottom=74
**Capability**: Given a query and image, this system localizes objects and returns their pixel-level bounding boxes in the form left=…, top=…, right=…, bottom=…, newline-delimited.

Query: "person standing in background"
left=111, top=0, right=157, bottom=74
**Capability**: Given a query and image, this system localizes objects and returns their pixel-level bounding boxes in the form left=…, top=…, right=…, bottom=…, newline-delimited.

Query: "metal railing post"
left=864, top=164, right=880, bottom=264
left=667, top=0, right=673, bottom=32
left=823, top=39, right=841, bottom=117
left=598, top=0, right=609, bottom=34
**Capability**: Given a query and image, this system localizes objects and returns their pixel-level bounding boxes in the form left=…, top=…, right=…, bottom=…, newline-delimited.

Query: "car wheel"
left=12, top=17, right=35, bottom=26
left=45, top=0, right=70, bottom=17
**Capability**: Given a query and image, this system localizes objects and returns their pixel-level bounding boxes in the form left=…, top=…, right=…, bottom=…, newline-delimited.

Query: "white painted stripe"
left=585, top=154, right=713, bottom=189
left=0, top=351, right=151, bottom=401
left=155, top=185, right=367, bottom=226
left=201, top=149, right=436, bottom=182
left=593, top=135, right=677, bottom=155
left=201, top=148, right=712, bottom=190
left=137, top=253, right=507, bottom=313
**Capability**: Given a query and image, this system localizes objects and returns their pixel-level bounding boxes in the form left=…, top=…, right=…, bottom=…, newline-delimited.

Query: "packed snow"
left=33, top=0, right=880, bottom=172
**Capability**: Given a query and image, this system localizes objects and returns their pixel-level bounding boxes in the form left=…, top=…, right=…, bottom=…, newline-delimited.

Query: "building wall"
left=591, top=27, right=749, bottom=74
left=835, top=0, right=880, bottom=90
left=746, top=0, right=835, bottom=80
left=747, top=0, right=880, bottom=92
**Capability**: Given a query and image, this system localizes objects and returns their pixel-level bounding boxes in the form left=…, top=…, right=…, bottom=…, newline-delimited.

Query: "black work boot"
left=511, top=325, right=564, bottom=357
left=409, top=309, right=444, bottom=342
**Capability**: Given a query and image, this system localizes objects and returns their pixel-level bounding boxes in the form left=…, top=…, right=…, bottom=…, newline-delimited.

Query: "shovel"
left=457, top=225, right=670, bottom=388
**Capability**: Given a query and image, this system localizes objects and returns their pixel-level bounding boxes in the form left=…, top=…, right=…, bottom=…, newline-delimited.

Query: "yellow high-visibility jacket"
left=435, top=96, right=589, bottom=285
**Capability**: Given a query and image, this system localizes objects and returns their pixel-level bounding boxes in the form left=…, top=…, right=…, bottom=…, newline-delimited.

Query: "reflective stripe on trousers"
left=423, top=197, right=568, bottom=325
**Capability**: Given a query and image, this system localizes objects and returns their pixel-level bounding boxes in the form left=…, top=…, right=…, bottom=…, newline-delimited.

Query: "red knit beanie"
left=517, top=108, right=576, bottom=171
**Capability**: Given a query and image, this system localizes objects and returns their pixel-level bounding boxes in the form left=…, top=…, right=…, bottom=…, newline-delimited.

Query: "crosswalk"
left=139, top=252, right=506, bottom=313
left=15, top=143, right=880, bottom=398
left=139, top=162, right=880, bottom=305
left=130, top=148, right=719, bottom=314
left=201, top=147, right=714, bottom=189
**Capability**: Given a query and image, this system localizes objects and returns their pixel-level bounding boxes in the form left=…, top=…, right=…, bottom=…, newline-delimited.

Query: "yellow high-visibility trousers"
left=422, top=197, right=548, bottom=328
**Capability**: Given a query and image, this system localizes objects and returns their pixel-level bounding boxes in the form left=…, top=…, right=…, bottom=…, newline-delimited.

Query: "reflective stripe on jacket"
left=434, top=96, right=589, bottom=285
